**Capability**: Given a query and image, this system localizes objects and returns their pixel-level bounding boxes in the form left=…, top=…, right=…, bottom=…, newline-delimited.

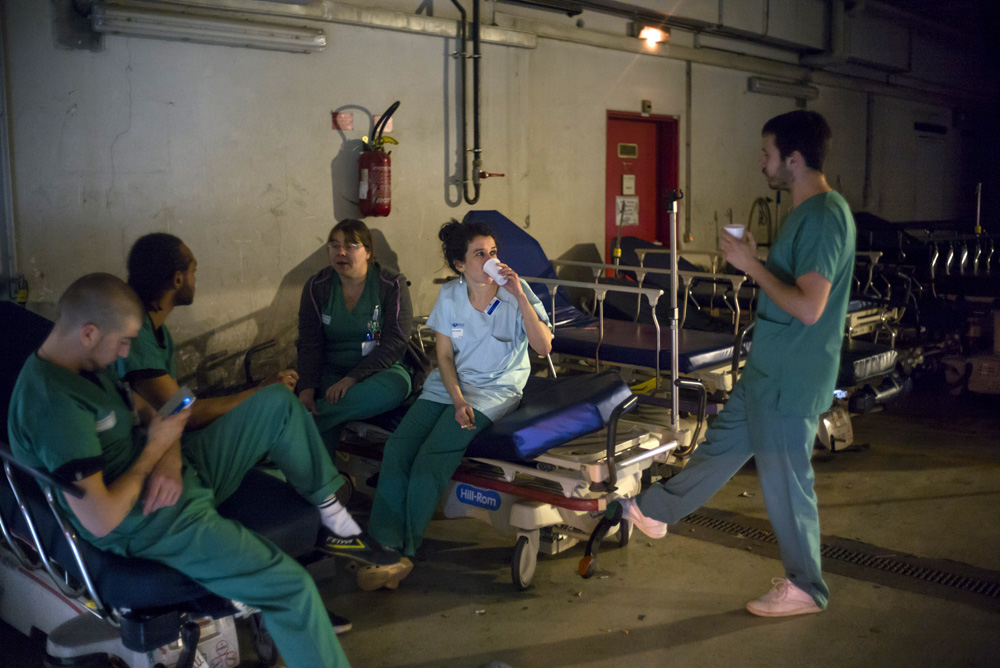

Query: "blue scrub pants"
left=638, top=381, right=829, bottom=608
left=95, top=385, right=349, bottom=668
left=368, top=399, right=491, bottom=557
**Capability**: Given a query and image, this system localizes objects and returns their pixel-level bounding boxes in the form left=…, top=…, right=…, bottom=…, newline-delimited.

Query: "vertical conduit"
left=450, top=0, right=483, bottom=205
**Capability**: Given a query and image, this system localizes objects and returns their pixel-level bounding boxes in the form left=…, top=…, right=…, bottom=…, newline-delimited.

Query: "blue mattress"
left=465, top=371, right=632, bottom=462
left=553, top=318, right=748, bottom=374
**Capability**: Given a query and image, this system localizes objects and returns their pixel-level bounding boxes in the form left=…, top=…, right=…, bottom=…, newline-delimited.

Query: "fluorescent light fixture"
left=91, top=4, right=326, bottom=53
left=747, top=76, right=819, bottom=100
left=628, top=22, right=669, bottom=47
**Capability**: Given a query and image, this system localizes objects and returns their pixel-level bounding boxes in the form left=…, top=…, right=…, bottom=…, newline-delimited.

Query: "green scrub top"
left=742, top=190, right=856, bottom=417
left=117, top=313, right=176, bottom=381
left=420, top=278, right=549, bottom=421
left=8, top=354, right=145, bottom=542
left=322, top=267, right=382, bottom=376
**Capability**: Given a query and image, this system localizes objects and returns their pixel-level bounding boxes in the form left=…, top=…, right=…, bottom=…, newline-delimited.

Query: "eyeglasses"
left=328, top=241, right=364, bottom=252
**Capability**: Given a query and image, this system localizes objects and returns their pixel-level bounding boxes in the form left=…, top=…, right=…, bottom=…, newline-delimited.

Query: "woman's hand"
left=299, top=387, right=319, bottom=415
left=454, top=401, right=476, bottom=430
left=325, top=377, right=358, bottom=404
left=494, top=261, right=525, bottom=299
left=262, top=369, right=299, bottom=392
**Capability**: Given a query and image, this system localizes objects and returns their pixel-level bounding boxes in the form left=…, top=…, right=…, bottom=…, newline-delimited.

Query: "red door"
left=605, top=113, right=680, bottom=263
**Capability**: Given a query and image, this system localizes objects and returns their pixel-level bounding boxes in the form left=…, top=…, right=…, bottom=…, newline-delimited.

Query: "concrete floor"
left=3, top=380, right=999, bottom=667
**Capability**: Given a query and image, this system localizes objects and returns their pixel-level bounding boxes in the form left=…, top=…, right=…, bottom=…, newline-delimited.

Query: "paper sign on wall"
left=615, top=196, right=639, bottom=227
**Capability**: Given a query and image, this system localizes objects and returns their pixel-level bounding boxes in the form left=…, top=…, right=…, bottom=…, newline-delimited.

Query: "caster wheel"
left=511, top=535, right=537, bottom=590
left=617, top=520, right=633, bottom=548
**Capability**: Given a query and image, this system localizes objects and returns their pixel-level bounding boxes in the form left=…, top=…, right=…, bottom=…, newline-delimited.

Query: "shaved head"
left=56, top=273, right=144, bottom=333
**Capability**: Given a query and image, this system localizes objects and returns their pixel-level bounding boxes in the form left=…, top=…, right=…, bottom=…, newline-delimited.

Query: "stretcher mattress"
left=837, top=339, right=898, bottom=386
left=552, top=319, right=748, bottom=374
left=465, top=371, right=632, bottom=462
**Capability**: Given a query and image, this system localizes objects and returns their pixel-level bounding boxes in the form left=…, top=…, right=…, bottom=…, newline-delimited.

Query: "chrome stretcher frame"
left=336, top=379, right=679, bottom=590
left=551, top=258, right=749, bottom=336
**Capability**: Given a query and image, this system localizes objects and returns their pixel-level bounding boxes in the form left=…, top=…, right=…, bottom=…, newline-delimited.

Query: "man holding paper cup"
left=616, top=110, right=856, bottom=618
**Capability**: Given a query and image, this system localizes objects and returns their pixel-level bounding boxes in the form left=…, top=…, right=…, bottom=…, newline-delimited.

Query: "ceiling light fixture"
left=747, top=76, right=819, bottom=100
left=90, top=4, right=326, bottom=54
left=628, top=22, right=669, bottom=47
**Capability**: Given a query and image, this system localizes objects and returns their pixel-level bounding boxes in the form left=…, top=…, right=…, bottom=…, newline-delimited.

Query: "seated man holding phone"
left=118, top=232, right=299, bottom=429
left=7, top=274, right=351, bottom=668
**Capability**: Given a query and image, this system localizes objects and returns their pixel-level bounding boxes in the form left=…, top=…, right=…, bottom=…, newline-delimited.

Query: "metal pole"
left=667, top=190, right=683, bottom=432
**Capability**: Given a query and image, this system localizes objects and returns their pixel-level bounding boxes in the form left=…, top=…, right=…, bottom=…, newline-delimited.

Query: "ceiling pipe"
left=801, top=0, right=847, bottom=67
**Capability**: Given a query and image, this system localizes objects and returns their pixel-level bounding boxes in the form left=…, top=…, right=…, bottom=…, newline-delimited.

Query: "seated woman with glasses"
left=297, top=219, right=425, bottom=449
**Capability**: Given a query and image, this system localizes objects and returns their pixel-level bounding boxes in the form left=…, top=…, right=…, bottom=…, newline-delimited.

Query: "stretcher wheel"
left=617, top=520, right=633, bottom=548
left=511, top=535, right=537, bottom=590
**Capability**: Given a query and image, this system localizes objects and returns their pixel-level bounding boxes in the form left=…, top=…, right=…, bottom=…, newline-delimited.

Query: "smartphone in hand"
left=158, top=386, right=196, bottom=417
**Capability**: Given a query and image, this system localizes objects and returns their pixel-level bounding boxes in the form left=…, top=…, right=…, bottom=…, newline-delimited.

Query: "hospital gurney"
left=0, top=301, right=325, bottom=668
left=465, top=210, right=750, bottom=399
left=335, top=370, right=682, bottom=590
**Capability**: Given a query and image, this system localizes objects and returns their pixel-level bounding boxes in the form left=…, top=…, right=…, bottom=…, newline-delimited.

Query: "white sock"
left=318, top=495, right=362, bottom=537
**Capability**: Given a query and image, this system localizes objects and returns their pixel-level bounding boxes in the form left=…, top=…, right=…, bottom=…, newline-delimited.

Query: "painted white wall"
left=526, top=39, right=686, bottom=255
left=1, top=0, right=988, bottom=383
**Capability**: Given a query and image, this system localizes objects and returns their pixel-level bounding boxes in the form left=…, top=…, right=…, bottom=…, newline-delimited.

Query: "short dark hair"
left=438, top=219, right=495, bottom=274
left=57, top=273, right=143, bottom=333
left=127, top=233, right=191, bottom=311
left=762, top=110, right=832, bottom=171
left=328, top=219, right=375, bottom=266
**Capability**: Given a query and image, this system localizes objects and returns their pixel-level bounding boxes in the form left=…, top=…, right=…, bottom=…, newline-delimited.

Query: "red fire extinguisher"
left=359, top=101, right=400, bottom=218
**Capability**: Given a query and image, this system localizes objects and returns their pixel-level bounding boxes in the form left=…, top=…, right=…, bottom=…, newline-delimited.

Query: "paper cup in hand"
left=724, top=224, right=746, bottom=239
left=483, top=257, right=508, bottom=285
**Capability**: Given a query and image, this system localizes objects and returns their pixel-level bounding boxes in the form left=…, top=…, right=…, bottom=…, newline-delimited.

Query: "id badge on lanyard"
left=362, top=304, right=380, bottom=356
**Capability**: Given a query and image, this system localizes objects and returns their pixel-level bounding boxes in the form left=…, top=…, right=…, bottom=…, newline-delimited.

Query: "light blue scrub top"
left=420, top=278, right=550, bottom=421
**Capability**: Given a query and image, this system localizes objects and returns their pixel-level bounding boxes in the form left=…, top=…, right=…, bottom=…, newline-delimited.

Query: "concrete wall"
left=1, top=0, right=991, bottom=385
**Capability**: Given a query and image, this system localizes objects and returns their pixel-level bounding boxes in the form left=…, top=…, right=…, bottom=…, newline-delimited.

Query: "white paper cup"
left=723, top=224, right=746, bottom=239
left=483, top=257, right=508, bottom=285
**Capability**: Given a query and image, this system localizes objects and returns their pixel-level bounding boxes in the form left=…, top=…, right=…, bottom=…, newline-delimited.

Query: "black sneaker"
left=329, top=612, right=352, bottom=635
left=317, top=529, right=401, bottom=566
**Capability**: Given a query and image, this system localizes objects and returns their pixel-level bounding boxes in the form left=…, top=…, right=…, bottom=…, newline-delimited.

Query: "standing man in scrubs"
left=619, top=110, right=856, bottom=617
left=8, top=274, right=350, bottom=667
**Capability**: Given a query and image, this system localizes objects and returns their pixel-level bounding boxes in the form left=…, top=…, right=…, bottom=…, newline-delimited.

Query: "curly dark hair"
left=438, top=219, right=495, bottom=274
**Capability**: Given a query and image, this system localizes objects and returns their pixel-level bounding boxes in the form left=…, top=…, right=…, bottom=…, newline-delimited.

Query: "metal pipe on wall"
left=451, top=0, right=483, bottom=205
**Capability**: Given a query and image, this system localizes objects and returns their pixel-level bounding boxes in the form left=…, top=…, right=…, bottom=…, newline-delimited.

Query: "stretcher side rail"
left=521, top=275, right=665, bottom=384
left=1, top=441, right=113, bottom=619
left=634, top=248, right=726, bottom=274
left=552, top=259, right=747, bottom=334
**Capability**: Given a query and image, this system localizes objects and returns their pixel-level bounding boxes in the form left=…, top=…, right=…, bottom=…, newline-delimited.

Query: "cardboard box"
left=968, top=354, right=1000, bottom=395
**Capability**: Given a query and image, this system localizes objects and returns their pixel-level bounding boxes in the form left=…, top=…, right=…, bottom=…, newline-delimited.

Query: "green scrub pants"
left=313, top=365, right=411, bottom=448
left=368, top=399, right=491, bottom=557
left=96, top=385, right=349, bottom=668
left=637, top=381, right=829, bottom=608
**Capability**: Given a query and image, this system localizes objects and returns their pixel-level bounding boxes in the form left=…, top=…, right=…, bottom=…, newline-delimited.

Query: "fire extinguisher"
left=359, top=101, right=400, bottom=218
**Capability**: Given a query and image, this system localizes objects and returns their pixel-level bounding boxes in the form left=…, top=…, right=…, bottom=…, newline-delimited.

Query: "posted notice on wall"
left=615, top=196, right=639, bottom=227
